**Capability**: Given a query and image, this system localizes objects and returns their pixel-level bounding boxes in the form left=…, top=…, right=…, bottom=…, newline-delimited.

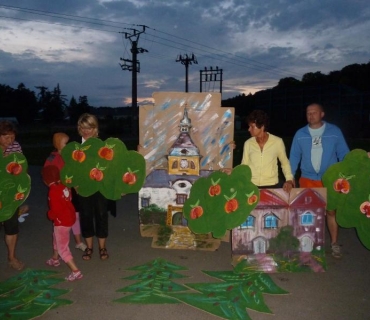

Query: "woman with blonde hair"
left=77, top=113, right=109, bottom=261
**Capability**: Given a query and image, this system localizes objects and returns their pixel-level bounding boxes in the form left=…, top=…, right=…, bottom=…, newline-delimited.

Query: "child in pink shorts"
left=42, top=165, right=83, bottom=281
left=44, top=132, right=87, bottom=252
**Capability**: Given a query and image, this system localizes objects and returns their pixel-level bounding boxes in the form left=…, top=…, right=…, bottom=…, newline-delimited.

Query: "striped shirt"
left=4, top=141, right=23, bottom=156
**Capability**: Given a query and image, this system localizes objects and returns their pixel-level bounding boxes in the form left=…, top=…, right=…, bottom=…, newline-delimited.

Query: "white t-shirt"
left=308, top=123, right=325, bottom=173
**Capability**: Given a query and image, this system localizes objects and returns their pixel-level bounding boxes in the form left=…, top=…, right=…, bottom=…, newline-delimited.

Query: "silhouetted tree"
left=36, top=84, right=66, bottom=123
left=13, top=83, right=38, bottom=124
left=277, top=77, right=301, bottom=87
left=0, top=83, right=37, bottom=124
left=301, top=71, right=327, bottom=85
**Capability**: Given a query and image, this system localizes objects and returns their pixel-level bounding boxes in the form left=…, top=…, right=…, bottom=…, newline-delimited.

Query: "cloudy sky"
left=0, top=0, right=369, bottom=107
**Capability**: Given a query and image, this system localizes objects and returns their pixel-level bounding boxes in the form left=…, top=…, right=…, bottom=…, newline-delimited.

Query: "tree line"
left=221, top=62, right=370, bottom=138
left=0, top=83, right=90, bottom=124
left=1, top=61, right=369, bottom=129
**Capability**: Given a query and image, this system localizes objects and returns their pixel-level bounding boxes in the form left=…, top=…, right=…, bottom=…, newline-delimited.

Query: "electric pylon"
left=176, top=53, right=198, bottom=92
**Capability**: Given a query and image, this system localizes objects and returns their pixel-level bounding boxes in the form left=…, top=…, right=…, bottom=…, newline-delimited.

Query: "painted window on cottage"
left=301, top=211, right=314, bottom=225
left=176, top=194, right=187, bottom=204
left=141, top=197, right=150, bottom=207
left=240, top=215, right=255, bottom=229
left=172, top=160, right=178, bottom=169
left=190, top=161, right=196, bottom=169
left=264, top=214, right=278, bottom=229
left=304, top=196, right=312, bottom=204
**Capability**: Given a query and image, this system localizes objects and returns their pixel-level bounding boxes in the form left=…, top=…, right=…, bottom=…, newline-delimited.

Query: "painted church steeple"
left=168, top=106, right=201, bottom=175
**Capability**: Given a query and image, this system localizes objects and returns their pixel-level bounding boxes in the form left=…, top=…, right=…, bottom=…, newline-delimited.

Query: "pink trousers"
left=53, top=226, right=73, bottom=263
left=71, top=212, right=81, bottom=235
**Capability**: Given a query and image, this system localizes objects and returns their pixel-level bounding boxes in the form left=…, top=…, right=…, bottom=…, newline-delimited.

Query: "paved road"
left=1, top=166, right=370, bottom=320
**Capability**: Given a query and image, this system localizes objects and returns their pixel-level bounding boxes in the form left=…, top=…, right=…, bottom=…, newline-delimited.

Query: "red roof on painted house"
left=256, top=189, right=288, bottom=208
left=290, top=188, right=326, bottom=207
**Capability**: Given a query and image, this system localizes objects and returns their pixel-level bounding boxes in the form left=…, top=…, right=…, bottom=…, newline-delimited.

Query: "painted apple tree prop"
left=61, top=137, right=145, bottom=200
left=183, top=165, right=259, bottom=238
left=0, top=153, right=31, bottom=222
left=322, top=149, right=370, bottom=249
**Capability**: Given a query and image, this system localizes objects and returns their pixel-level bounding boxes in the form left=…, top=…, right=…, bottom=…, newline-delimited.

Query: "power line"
left=147, top=27, right=303, bottom=78
left=0, top=15, right=120, bottom=33
left=0, top=4, right=303, bottom=80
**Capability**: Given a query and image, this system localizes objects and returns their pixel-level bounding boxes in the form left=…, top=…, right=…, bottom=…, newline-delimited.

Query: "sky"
left=0, top=0, right=369, bottom=107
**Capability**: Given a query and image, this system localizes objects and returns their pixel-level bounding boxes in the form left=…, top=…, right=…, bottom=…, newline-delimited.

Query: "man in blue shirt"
left=290, top=103, right=349, bottom=258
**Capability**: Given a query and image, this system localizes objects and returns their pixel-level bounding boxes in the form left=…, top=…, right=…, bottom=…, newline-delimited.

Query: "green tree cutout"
left=170, top=268, right=288, bottom=320
left=0, top=269, right=72, bottom=319
left=115, top=258, right=289, bottom=320
left=322, top=149, right=370, bottom=250
left=61, top=137, right=146, bottom=200
left=114, top=258, right=189, bottom=304
left=183, top=165, right=260, bottom=238
left=0, top=153, right=31, bottom=222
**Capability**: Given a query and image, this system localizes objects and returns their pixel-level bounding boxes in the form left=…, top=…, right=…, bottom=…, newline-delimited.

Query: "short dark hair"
left=307, top=103, right=324, bottom=112
left=0, top=121, right=17, bottom=136
left=247, top=110, right=269, bottom=130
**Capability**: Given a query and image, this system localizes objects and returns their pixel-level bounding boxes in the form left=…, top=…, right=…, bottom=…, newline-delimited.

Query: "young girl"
left=42, top=165, right=83, bottom=281
left=44, top=132, right=87, bottom=252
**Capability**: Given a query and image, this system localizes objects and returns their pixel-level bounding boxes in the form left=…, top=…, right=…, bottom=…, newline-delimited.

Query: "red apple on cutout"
left=6, top=162, right=22, bottom=175
left=72, top=150, right=86, bottom=163
left=98, top=146, right=114, bottom=160
left=123, top=168, right=138, bottom=185
left=89, top=168, right=104, bottom=181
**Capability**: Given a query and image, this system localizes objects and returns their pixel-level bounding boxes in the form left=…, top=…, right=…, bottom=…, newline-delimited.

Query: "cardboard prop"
left=61, top=137, right=145, bottom=200
left=0, top=269, right=72, bottom=319
left=0, top=153, right=31, bottom=222
left=115, top=258, right=288, bottom=319
left=138, top=92, right=235, bottom=250
left=322, top=149, right=370, bottom=250
left=232, top=188, right=327, bottom=273
left=183, top=165, right=259, bottom=238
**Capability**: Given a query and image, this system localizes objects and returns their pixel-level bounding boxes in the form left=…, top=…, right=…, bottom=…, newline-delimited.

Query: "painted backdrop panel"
left=139, top=92, right=234, bottom=176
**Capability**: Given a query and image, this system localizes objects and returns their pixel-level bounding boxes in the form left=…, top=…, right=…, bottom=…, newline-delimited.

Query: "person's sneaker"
left=65, top=270, right=83, bottom=282
left=331, top=243, right=342, bottom=258
left=46, top=258, right=61, bottom=267
left=75, top=242, right=87, bottom=251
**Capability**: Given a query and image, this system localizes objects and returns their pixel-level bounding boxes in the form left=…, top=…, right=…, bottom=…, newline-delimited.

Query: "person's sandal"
left=82, top=248, right=93, bottom=261
left=99, top=248, right=109, bottom=260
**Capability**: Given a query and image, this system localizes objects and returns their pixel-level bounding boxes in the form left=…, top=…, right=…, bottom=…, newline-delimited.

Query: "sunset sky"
left=0, top=0, right=369, bottom=107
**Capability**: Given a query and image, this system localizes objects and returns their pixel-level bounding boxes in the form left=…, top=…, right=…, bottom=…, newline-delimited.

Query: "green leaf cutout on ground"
left=0, top=269, right=72, bottom=320
left=182, top=165, right=260, bottom=238
left=0, top=152, right=31, bottom=222
left=61, top=137, right=146, bottom=200
left=114, top=258, right=189, bottom=304
left=322, top=149, right=370, bottom=250
left=115, top=258, right=289, bottom=320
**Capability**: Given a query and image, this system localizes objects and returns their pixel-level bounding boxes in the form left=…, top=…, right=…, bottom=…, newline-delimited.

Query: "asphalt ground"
left=1, top=166, right=370, bottom=320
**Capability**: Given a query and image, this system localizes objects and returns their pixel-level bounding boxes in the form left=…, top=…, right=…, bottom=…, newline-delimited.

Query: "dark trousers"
left=2, top=208, right=19, bottom=235
left=79, top=192, right=108, bottom=238
left=258, top=183, right=280, bottom=189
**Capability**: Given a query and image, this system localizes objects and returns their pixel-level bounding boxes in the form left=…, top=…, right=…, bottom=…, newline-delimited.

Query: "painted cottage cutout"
left=232, top=188, right=327, bottom=272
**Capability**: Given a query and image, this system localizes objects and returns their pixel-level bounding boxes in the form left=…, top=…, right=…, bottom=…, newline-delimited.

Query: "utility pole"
left=200, top=66, right=223, bottom=94
left=119, top=25, right=148, bottom=127
left=176, top=53, right=198, bottom=92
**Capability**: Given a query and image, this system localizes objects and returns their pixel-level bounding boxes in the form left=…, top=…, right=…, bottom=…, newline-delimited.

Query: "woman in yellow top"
left=241, top=110, right=294, bottom=192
